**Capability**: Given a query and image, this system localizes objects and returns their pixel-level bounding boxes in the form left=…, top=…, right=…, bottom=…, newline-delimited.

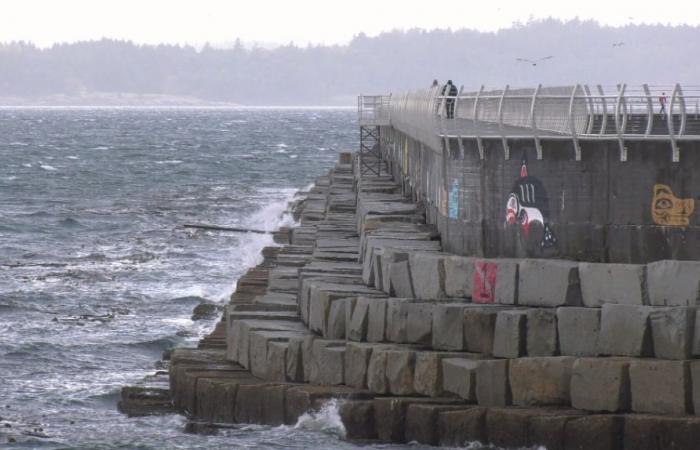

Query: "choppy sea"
left=0, top=107, right=523, bottom=450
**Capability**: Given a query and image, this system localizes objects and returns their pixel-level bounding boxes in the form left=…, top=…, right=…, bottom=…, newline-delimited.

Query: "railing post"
left=642, top=83, right=654, bottom=136
left=530, top=84, right=543, bottom=159
left=597, top=85, right=608, bottom=135
left=474, top=85, right=485, bottom=159
left=583, top=84, right=595, bottom=135
left=498, top=84, right=510, bottom=159
left=569, top=84, right=582, bottom=161
left=614, top=83, right=627, bottom=161
left=668, top=84, right=680, bottom=162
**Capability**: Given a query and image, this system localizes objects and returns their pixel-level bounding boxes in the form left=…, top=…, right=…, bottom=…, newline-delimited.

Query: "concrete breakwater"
left=164, top=151, right=700, bottom=449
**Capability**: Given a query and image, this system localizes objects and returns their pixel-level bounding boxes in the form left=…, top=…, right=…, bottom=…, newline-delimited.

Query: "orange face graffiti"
left=651, top=184, right=695, bottom=227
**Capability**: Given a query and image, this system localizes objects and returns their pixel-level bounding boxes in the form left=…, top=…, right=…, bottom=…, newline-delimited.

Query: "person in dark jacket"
left=441, top=80, right=458, bottom=118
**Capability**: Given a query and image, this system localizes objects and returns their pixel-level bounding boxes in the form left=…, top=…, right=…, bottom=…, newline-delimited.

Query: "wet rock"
left=191, top=302, right=222, bottom=320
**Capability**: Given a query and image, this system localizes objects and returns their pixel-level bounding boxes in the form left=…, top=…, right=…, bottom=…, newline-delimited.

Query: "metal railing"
left=373, top=83, right=700, bottom=162
left=358, top=94, right=391, bottom=127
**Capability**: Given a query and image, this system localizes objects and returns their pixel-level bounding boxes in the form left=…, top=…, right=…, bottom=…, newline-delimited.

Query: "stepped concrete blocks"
left=463, top=307, right=499, bottom=354
left=344, top=342, right=384, bottom=389
left=623, top=415, right=700, bottom=450
left=372, top=249, right=384, bottom=290
left=410, top=252, right=446, bottom=299
left=564, top=415, right=624, bottom=450
left=385, top=298, right=412, bottom=343
left=347, top=297, right=371, bottom=341
left=526, top=308, right=559, bottom=356
left=306, top=339, right=344, bottom=384
left=441, top=358, right=480, bottom=401
left=380, top=248, right=409, bottom=293
left=312, top=345, right=345, bottom=386
left=692, top=361, right=700, bottom=414
left=325, top=297, right=348, bottom=339
left=373, top=397, right=463, bottom=443
left=339, top=401, right=376, bottom=440
left=493, top=310, right=527, bottom=358
left=343, top=297, right=357, bottom=340
left=650, top=306, right=695, bottom=360
left=414, top=351, right=456, bottom=397
left=286, top=334, right=312, bottom=382
left=438, top=407, right=487, bottom=447
left=475, top=359, right=511, bottom=407
left=443, top=255, right=475, bottom=298
left=284, top=385, right=373, bottom=426
left=432, top=304, right=466, bottom=350
left=386, top=350, right=417, bottom=395
left=598, top=304, right=653, bottom=357
left=509, top=357, right=575, bottom=406
left=647, top=260, right=700, bottom=306
left=629, top=359, right=691, bottom=415
left=405, top=404, right=471, bottom=446
left=579, top=262, right=648, bottom=307
left=405, top=302, right=433, bottom=345
left=485, top=408, right=555, bottom=449
left=528, top=415, right=573, bottom=450
left=570, top=357, right=631, bottom=412
left=367, top=348, right=390, bottom=394
left=265, top=341, right=288, bottom=382
left=388, top=261, right=416, bottom=298
left=518, top=259, right=582, bottom=307
left=367, top=298, right=388, bottom=342
left=483, top=259, right=520, bottom=305
left=556, top=307, right=600, bottom=357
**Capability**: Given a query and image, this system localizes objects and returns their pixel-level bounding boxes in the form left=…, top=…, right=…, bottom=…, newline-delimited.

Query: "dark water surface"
left=0, top=108, right=520, bottom=450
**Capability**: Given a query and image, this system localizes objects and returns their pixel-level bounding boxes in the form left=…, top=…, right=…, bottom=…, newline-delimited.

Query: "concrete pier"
left=163, top=150, right=700, bottom=449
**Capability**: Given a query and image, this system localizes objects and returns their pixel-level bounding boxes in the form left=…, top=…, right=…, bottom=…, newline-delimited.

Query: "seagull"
left=612, top=42, right=625, bottom=47
left=516, top=56, right=553, bottom=67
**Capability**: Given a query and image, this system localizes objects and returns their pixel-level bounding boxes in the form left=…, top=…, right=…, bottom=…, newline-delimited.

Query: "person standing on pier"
left=442, top=80, right=458, bottom=119
left=659, top=92, right=667, bottom=117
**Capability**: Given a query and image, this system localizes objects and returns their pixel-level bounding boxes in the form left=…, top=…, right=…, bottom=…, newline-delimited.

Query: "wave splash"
left=293, top=399, right=346, bottom=439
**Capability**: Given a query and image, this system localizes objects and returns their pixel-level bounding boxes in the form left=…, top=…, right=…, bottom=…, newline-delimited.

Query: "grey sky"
left=2, top=0, right=699, bottom=47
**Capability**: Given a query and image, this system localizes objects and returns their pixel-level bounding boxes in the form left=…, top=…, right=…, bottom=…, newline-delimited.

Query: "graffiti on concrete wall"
left=651, top=184, right=695, bottom=227
left=448, top=179, right=460, bottom=219
left=505, top=159, right=557, bottom=249
left=473, top=261, right=497, bottom=303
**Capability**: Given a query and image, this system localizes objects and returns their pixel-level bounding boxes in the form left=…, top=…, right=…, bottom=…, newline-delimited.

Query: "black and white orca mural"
left=505, top=159, right=557, bottom=249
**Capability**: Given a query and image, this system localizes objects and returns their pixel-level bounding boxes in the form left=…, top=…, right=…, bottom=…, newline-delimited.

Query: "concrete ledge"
left=571, top=357, right=631, bottom=412
left=647, top=260, right=700, bottom=307
left=598, top=304, right=653, bottom=357
left=441, top=358, right=480, bottom=401
left=410, top=251, right=448, bottom=300
left=526, top=308, right=559, bottom=356
left=509, top=357, right=575, bottom=406
left=556, top=307, right=600, bottom=357
left=438, top=407, right=486, bottom=447
left=650, top=306, right=695, bottom=360
left=629, top=359, right=691, bottom=415
left=493, top=310, right=527, bottom=358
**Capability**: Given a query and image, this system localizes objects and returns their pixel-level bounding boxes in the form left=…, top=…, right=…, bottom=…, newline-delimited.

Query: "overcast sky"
left=2, top=0, right=699, bottom=47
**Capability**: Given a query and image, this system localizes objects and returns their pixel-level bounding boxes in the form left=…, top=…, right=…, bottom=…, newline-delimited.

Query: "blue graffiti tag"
left=448, top=179, right=459, bottom=219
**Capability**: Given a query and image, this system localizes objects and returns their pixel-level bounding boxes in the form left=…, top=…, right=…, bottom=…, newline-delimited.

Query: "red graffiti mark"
left=473, top=261, right=498, bottom=303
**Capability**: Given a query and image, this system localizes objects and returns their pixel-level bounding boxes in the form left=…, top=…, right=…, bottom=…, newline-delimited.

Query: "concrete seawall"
left=162, top=151, right=700, bottom=449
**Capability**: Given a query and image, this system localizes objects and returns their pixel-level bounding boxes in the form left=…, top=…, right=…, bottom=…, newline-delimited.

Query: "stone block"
left=386, top=350, right=416, bottom=395
left=623, top=415, right=700, bottom=450
left=367, top=298, right=388, bottom=342
left=492, top=310, right=527, bottom=358
left=347, top=297, right=370, bottom=341
left=528, top=415, right=571, bottom=450
left=442, top=358, right=480, bottom=401
left=526, top=308, right=559, bottom=356
left=266, top=341, right=288, bottom=382
left=556, top=307, right=600, bottom=356
left=385, top=298, right=411, bottom=343
left=310, top=343, right=345, bottom=386
left=367, top=348, right=389, bottom=394
left=647, top=260, right=700, bottom=306
left=410, top=252, right=446, bottom=299
left=405, top=404, right=471, bottom=445
left=443, top=255, right=474, bottom=298
left=518, top=259, right=582, bottom=307
left=389, top=260, right=416, bottom=298
left=413, top=351, right=454, bottom=397
left=484, top=408, right=532, bottom=449
left=509, top=357, right=575, bottom=406
left=438, top=407, right=486, bottom=447
left=344, top=342, right=374, bottom=389
left=463, top=307, right=498, bottom=354
left=629, top=359, right=691, bottom=415
left=261, top=384, right=289, bottom=426
left=650, top=306, right=695, bottom=360
left=432, top=304, right=466, bottom=350
left=343, top=297, right=357, bottom=340
left=373, top=397, right=463, bottom=443
left=325, top=297, right=350, bottom=339
left=339, top=401, right=376, bottom=440
left=598, top=304, right=653, bottom=357
left=234, top=383, right=266, bottom=424
left=380, top=248, right=410, bottom=293
left=284, top=385, right=373, bottom=425
left=475, top=359, right=511, bottom=407
left=564, top=415, right=624, bottom=450
left=570, top=357, right=631, bottom=412
left=249, top=330, right=301, bottom=379
left=493, top=259, right=519, bottom=305
left=691, top=361, right=700, bottom=414
left=579, top=262, right=647, bottom=306
left=306, top=339, right=344, bottom=384
left=286, top=334, right=313, bottom=382
left=405, top=302, right=433, bottom=345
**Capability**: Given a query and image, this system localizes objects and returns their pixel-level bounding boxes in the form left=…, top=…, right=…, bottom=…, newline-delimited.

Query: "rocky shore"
left=126, top=151, right=700, bottom=449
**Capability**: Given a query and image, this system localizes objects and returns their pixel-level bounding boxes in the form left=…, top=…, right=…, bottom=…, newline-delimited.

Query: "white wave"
left=9, top=141, right=29, bottom=146
left=294, top=399, right=346, bottom=439
left=275, top=148, right=288, bottom=153
left=155, top=160, right=183, bottom=165
left=66, top=155, right=79, bottom=160
left=6, top=176, right=17, bottom=181
left=92, top=146, right=111, bottom=150
left=289, top=154, right=298, bottom=159
left=318, top=147, right=327, bottom=151
left=162, top=317, right=194, bottom=327
left=40, top=164, right=58, bottom=171
left=276, top=143, right=288, bottom=148
left=22, top=163, right=32, bottom=168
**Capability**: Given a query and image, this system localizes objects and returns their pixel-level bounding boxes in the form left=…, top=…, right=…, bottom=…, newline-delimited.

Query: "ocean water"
left=0, top=107, right=519, bottom=450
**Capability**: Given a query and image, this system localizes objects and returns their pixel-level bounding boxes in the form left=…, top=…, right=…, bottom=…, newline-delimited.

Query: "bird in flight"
left=516, top=56, right=553, bottom=66
left=612, top=42, right=625, bottom=47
